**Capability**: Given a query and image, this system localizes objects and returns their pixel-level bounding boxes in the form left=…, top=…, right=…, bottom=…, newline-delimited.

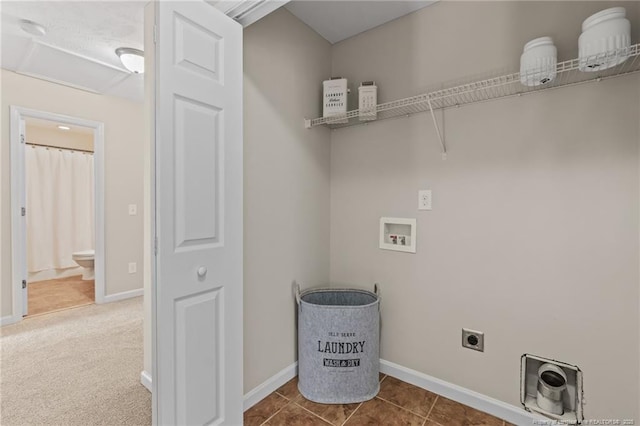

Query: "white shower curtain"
left=26, top=145, right=95, bottom=273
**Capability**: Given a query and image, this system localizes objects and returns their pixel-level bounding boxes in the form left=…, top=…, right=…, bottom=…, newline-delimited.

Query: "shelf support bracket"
left=426, top=96, right=446, bottom=160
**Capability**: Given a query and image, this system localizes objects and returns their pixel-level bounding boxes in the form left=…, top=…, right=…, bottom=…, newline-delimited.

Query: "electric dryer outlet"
left=462, top=328, right=484, bottom=352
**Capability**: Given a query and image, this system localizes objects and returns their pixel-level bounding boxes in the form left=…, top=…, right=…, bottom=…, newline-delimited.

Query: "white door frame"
left=9, top=106, right=106, bottom=323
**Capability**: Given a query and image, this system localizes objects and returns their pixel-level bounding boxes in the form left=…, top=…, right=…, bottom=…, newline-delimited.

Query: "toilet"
left=72, top=250, right=95, bottom=280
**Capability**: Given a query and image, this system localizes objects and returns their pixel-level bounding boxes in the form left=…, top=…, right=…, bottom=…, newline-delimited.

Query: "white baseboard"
left=141, top=363, right=296, bottom=408
left=140, top=370, right=152, bottom=392
left=0, top=315, right=20, bottom=326
left=102, top=288, right=143, bottom=304
left=380, top=359, right=544, bottom=426
left=243, top=362, right=298, bottom=412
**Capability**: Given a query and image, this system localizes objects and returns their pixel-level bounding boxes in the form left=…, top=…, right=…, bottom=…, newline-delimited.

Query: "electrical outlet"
left=462, top=328, right=484, bottom=352
left=418, top=190, right=432, bottom=210
left=128, top=262, right=137, bottom=274
left=128, top=204, right=137, bottom=215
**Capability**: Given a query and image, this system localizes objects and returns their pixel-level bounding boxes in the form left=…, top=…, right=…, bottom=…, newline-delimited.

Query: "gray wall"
left=243, top=8, right=332, bottom=392
left=329, top=1, right=640, bottom=420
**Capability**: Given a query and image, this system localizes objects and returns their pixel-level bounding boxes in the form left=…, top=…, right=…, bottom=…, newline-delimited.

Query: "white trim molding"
left=212, top=0, right=289, bottom=27
left=9, top=106, right=25, bottom=325
left=380, top=359, right=545, bottom=426
left=92, top=121, right=106, bottom=304
left=9, top=106, right=106, bottom=321
left=102, top=288, right=144, bottom=304
left=243, top=362, right=298, bottom=411
left=140, top=370, right=152, bottom=392
left=0, top=315, right=20, bottom=327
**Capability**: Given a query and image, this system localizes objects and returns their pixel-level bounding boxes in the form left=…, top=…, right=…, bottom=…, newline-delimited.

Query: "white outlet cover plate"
left=128, top=262, right=137, bottom=274
left=418, top=190, right=432, bottom=210
left=128, top=204, right=137, bottom=215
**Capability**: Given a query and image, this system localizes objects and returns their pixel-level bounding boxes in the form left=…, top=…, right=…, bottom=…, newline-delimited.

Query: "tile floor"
left=245, top=374, right=514, bottom=426
left=28, top=276, right=94, bottom=316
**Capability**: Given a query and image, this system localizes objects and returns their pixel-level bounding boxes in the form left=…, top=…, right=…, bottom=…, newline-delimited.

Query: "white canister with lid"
left=520, top=37, right=557, bottom=87
left=579, top=7, right=630, bottom=72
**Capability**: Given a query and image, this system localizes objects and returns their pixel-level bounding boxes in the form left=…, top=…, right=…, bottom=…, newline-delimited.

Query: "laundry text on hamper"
left=317, top=341, right=366, bottom=354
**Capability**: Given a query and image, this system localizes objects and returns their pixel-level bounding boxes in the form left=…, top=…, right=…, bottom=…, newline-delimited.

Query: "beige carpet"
left=0, top=297, right=151, bottom=425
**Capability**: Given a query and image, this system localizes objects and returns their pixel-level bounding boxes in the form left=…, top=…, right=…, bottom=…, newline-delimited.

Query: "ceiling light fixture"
left=58, top=125, right=71, bottom=131
left=116, top=47, right=144, bottom=74
left=19, top=19, right=47, bottom=37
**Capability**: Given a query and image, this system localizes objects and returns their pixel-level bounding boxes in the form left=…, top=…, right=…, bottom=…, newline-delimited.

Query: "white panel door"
left=153, top=2, right=243, bottom=425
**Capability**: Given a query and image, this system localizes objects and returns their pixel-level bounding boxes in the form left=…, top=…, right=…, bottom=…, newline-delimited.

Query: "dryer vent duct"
left=520, top=354, right=583, bottom=424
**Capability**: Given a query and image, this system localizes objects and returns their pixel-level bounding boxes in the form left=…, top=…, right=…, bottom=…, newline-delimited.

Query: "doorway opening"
left=10, top=107, right=106, bottom=320
left=24, top=116, right=97, bottom=316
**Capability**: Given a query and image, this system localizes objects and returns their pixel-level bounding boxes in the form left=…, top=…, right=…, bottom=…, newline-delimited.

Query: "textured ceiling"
left=1, top=1, right=144, bottom=102
left=1, top=1, right=144, bottom=70
left=0, top=1, right=284, bottom=102
left=0, top=0, right=434, bottom=101
left=285, top=0, right=437, bottom=44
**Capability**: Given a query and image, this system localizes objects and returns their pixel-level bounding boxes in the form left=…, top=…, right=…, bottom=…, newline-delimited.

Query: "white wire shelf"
left=305, top=43, right=640, bottom=132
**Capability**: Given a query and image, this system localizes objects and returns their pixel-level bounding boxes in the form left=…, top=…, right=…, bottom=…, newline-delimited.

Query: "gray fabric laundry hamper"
left=296, top=284, right=380, bottom=404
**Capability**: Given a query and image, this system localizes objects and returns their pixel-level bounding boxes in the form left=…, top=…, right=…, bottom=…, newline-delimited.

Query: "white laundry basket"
left=296, top=284, right=380, bottom=404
